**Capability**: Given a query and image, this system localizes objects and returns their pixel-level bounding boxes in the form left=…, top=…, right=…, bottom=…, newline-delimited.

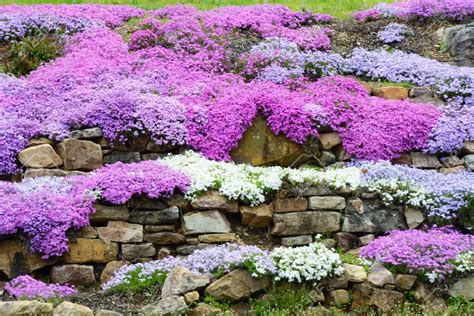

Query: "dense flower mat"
left=0, top=3, right=473, bottom=174
left=0, top=151, right=473, bottom=258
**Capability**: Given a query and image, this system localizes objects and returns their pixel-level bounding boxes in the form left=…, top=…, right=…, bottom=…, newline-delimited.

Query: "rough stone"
left=240, top=204, right=273, bottom=228
left=205, top=269, right=269, bottom=302
left=280, top=235, right=312, bottom=246
left=440, top=166, right=466, bottom=174
left=69, top=127, right=103, bottom=139
left=368, top=262, right=395, bottom=287
left=103, top=152, right=140, bottom=164
left=198, top=233, right=236, bottom=243
left=308, top=289, right=325, bottom=303
left=141, top=153, right=167, bottom=161
left=373, top=86, right=409, bottom=100
left=18, top=144, right=62, bottom=168
left=327, top=274, right=349, bottom=289
left=101, top=261, right=129, bottom=284
left=464, top=154, right=474, bottom=170
left=191, top=191, right=238, bottom=213
left=192, top=303, right=221, bottom=316
left=95, top=310, right=123, bottom=316
left=319, top=151, right=336, bottom=166
left=145, top=232, right=186, bottom=245
left=130, top=198, right=167, bottom=210
left=395, top=274, right=417, bottom=290
left=162, top=266, right=211, bottom=298
left=358, top=234, right=374, bottom=246
left=392, top=152, right=412, bottom=165
left=128, top=207, right=180, bottom=225
left=69, top=226, right=98, bottom=239
left=27, top=137, right=55, bottom=147
left=0, top=301, right=53, bottom=316
left=53, top=302, right=93, bottom=316
left=329, top=289, right=350, bottom=305
left=140, top=296, right=188, bottom=315
left=184, top=291, right=200, bottom=305
left=334, top=232, right=358, bottom=251
left=449, top=276, right=474, bottom=300
left=98, top=222, right=143, bottom=243
left=183, top=211, right=231, bottom=235
left=271, top=211, right=341, bottom=236
left=145, top=225, right=176, bottom=233
left=24, top=168, right=85, bottom=178
left=319, top=132, right=342, bottom=150
left=273, top=198, right=308, bottom=213
left=91, top=204, right=129, bottom=224
left=342, top=199, right=407, bottom=233
left=371, top=288, right=405, bottom=313
left=122, top=243, right=156, bottom=260
left=404, top=207, right=425, bottom=229
left=302, top=185, right=332, bottom=196
left=63, top=238, right=118, bottom=264
left=334, top=145, right=351, bottom=161
left=440, top=155, right=464, bottom=167
left=343, top=264, right=367, bottom=283
left=445, top=22, right=474, bottom=67
left=320, top=238, right=337, bottom=249
left=461, top=141, right=474, bottom=155
left=58, top=138, right=102, bottom=170
left=176, top=244, right=209, bottom=255
left=51, top=264, right=95, bottom=287
left=410, top=152, right=442, bottom=169
left=308, top=196, right=345, bottom=210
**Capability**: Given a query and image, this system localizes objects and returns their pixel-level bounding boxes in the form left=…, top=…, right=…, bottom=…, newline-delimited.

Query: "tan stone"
left=18, top=144, right=62, bottom=168
left=101, top=260, right=129, bottom=284
left=198, top=233, right=236, bottom=243
left=24, top=168, right=85, bottom=178
left=57, top=138, right=102, bottom=170
left=95, top=310, right=123, bottom=316
left=183, top=211, right=231, bottom=235
left=404, top=208, right=425, bottom=229
left=0, top=301, right=53, bottom=315
left=184, top=291, right=200, bottom=305
left=449, top=276, right=474, bottom=300
left=51, top=264, right=96, bottom=287
left=440, top=166, right=466, bottom=174
left=162, top=266, right=210, bottom=298
left=63, top=238, right=118, bottom=264
left=191, top=191, right=238, bottom=213
left=53, top=302, right=93, bottom=316
left=395, top=274, right=417, bottom=290
left=140, top=296, right=188, bottom=315
left=273, top=198, right=308, bottom=213
left=122, top=243, right=156, bottom=260
left=240, top=204, right=273, bottom=228
left=368, top=262, right=395, bottom=287
left=461, top=141, right=474, bottom=155
left=271, top=211, right=341, bottom=236
left=230, top=114, right=305, bottom=166
left=27, top=137, right=55, bottom=147
left=371, top=288, right=405, bottom=313
left=343, top=264, right=367, bottom=283
left=97, top=221, right=143, bottom=243
left=69, top=226, right=98, bottom=239
left=329, top=289, right=350, bottom=305
left=319, top=132, right=342, bottom=150
left=358, top=81, right=373, bottom=94
left=308, top=196, right=346, bottom=210
left=373, top=86, right=409, bottom=100
left=392, top=153, right=412, bottom=165
left=192, top=303, right=221, bottom=316
left=145, top=232, right=186, bottom=245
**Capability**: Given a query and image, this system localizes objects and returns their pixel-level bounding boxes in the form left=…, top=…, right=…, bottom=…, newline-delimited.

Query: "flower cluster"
left=103, top=241, right=341, bottom=292
left=360, top=227, right=474, bottom=282
left=377, top=23, right=413, bottom=43
left=5, top=275, right=77, bottom=300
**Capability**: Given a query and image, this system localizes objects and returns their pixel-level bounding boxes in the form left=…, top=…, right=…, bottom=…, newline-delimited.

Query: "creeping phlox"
left=5, top=275, right=77, bottom=300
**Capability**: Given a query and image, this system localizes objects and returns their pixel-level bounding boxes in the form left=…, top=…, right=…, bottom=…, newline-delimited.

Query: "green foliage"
left=447, top=296, right=474, bottom=315
left=107, top=268, right=167, bottom=293
left=204, top=295, right=231, bottom=311
left=1, top=35, right=63, bottom=76
left=251, top=282, right=312, bottom=316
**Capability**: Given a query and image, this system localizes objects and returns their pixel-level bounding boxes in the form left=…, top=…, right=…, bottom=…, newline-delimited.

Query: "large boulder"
left=18, top=144, right=62, bottom=168
left=140, top=296, right=188, bottom=315
left=0, top=301, right=53, bottom=316
left=205, top=269, right=269, bottom=302
left=445, top=22, right=474, bottom=67
left=162, top=266, right=211, bottom=298
left=271, top=211, right=341, bottom=236
left=230, top=114, right=305, bottom=166
left=57, top=138, right=102, bottom=170
left=183, top=211, right=232, bottom=235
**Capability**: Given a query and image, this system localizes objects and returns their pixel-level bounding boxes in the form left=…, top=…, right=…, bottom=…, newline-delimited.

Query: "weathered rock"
left=329, top=289, right=350, bottom=305
left=273, top=198, right=308, bottom=213
left=0, top=301, right=53, bottom=315
left=410, top=152, right=442, bottom=169
left=368, top=262, right=395, bottom=287
left=302, top=185, right=332, bottom=196
left=371, top=288, right=405, bottom=313
left=145, top=225, right=176, bottom=233
left=18, top=144, right=62, bottom=168
left=464, top=154, right=474, bottom=170
left=373, top=86, right=409, bottom=100
left=27, top=137, right=55, bottom=147
left=343, top=264, right=367, bottom=283
left=319, top=151, right=336, bottom=166
left=183, top=211, right=231, bottom=235
left=445, top=22, right=474, bottom=67
left=392, top=152, right=412, bottom=165
left=334, top=232, right=358, bottom=251
left=271, top=211, right=341, bottom=236
left=162, top=266, right=211, bottom=298
left=128, top=207, right=179, bottom=225
left=97, top=221, right=143, bottom=243
left=165, top=194, right=190, bottom=209
left=205, top=269, right=269, bottom=302
left=240, top=204, right=273, bottom=228
left=319, top=132, right=342, bottom=150
left=0, top=240, right=56, bottom=278
left=51, top=264, right=95, bottom=287
left=461, top=141, right=474, bottom=155
left=130, top=198, right=167, bottom=210
left=69, top=127, right=103, bottom=139
left=101, top=260, right=129, bottom=284
left=440, top=166, right=466, bottom=174
left=24, top=168, right=84, bottom=178
left=280, top=235, right=312, bottom=246
left=320, top=238, right=337, bottom=250
left=104, top=151, right=141, bottom=164
left=449, top=276, right=474, bottom=300
left=404, top=207, right=425, bottom=229
left=122, top=243, right=156, bottom=260
left=58, top=138, right=102, bottom=170
left=95, top=310, right=123, bottom=316
left=395, top=274, right=417, bottom=290
left=176, top=244, right=209, bottom=255
left=91, top=204, right=129, bottom=224
left=334, top=145, right=351, bottom=161
left=358, top=234, right=374, bottom=246
left=230, top=114, right=305, bottom=166
left=198, top=233, right=236, bottom=243
left=192, top=303, right=221, bottom=316
left=53, top=302, right=93, bottom=316
left=141, top=153, right=167, bottom=161
left=69, top=226, right=98, bottom=239
left=440, top=155, right=464, bottom=167
left=145, top=232, right=186, bottom=245
left=342, top=199, right=407, bottom=233
left=327, top=273, right=349, bottom=289
left=308, top=196, right=345, bottom=210
left=308, top=289, right=325, bottom=303
left=184, top=291, right=200, bottom=305
left=191, top=191, right=238, bottom=213
left=140, top=296, right=188, bottom=315
left=63, top=238, right=118, bottom=264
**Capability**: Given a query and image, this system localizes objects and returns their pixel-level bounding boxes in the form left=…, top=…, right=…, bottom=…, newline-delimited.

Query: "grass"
left=0, top=0, right=393, bottom=19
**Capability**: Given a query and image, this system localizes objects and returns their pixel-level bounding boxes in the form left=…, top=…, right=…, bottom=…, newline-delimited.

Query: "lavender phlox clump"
left=5, top=275, right=77, bottom=300
left=378, top=23, right=413, bottom=43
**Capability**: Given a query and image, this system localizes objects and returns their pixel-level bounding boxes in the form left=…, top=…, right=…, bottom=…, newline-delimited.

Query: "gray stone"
left=445, top=22, right=474, bottom=67
left=371, top=288, right=405, bottom=313
left=320, top=151, right=336, bottom=166
left=130, top=198, right=167, bottom=210
left=343, top=264, right=367, bottom=283
left=58, top=138, right=102, bottom=170
left=24, top=168, right=84, bottom=178
left=176, top=244, right=210, bottom=255
left=440, top=155, right=464, bottom=167
left=281, top=235, right=313, bottom=246
left=334, top=232, right=358, bottom=251
left=342, top=199, right=407, bottom=233
left=464, top=154, right=474, bottom=170
left=0, top=301, right=53, bottom=316
left=320, top=238, right=337, bottom=249
left=91, top=204, right=129, bottom=224
left=205, top=269, right=269, bottom=302
left=69, top=226, right=98, bottom=239
left=140, top=296, right=188, bottom=315
left=162, top=266, right=211, bottom=298
left=141, top=153, right=167, bottom=161
left=449, top=276, right=474, bottom=300
left=395, top=274, right=417, bottom=290
left=308, top=196, right=346, bottom=210
left=51, top=264, right=95, bottom=287
left=183, top=211, right=231, bottom=235
left=308, top=289, right=325, bottom=303
left=122, top=243, right=156, bottom=260
left=358, top=234, right=374, bottom=246
left=69, top=127, right=103, bottom=139
left=103, top=152, right=140, bottom=164
left=368, top=262, right=395, bottom=287
left=404, top=207, right=425, bottom=229
left=97, top=221, right=143, bottom=243
left=18, top=144, right=62, bottom=168
left=273, top=198, right=308, bottom=213
left=191, top=191, right=238, bottom=213
left=334, top=145, right=351, bottom=161
left=271, top=211, right=341, bottom=236
left=327, top=274, right=349, bottom=289
left=302, top=185, right=332, bottom=196
left=128, top=207, right=179, bottom=225
left=145, top=225, right=176, bottom=233
left=410, top=152, right=442, bottom=169
left=53, top=302, right=93, bottom=316
left=145, top=232, right=186, bottom=245
left=462, top=141, right=474, bottom=155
